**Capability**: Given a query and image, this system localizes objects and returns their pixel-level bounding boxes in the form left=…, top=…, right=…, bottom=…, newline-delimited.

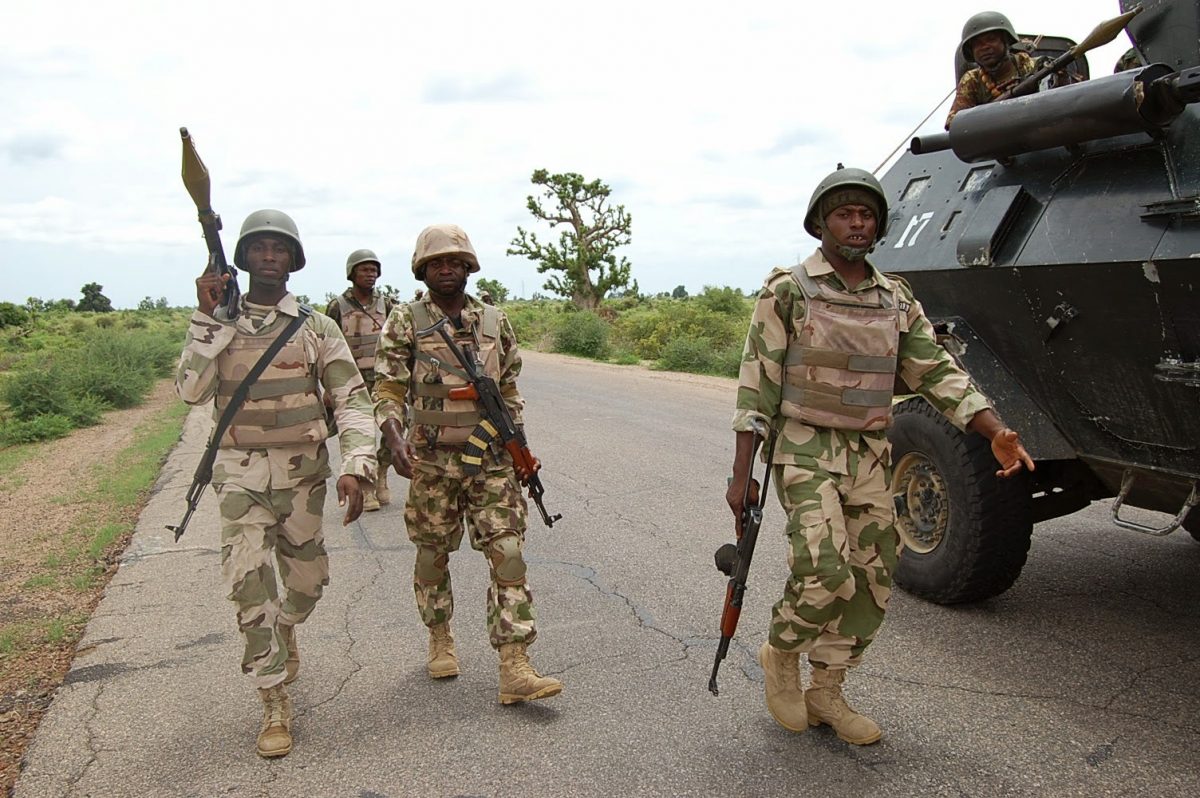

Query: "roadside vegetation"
left=502, top=286, right=753, bottom=377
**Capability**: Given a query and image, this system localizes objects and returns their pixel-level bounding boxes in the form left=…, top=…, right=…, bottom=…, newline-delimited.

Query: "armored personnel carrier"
left=873, top=0, right=1200, bottom=603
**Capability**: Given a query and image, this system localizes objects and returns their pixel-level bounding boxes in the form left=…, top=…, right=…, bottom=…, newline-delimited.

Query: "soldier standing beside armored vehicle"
left=326, top=249, right=395, bottom=512
left=176, top=210, right=377, bottom=758
left=373, top=224, right=562, bottom=704
left=727, top=168, right=1033, bottom=744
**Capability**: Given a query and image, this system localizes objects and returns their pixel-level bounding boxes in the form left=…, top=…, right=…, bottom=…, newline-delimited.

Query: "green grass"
left=22, top=575, right=55, bottom=590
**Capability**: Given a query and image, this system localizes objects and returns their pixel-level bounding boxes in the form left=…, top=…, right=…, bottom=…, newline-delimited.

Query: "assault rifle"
left=708, top=423, right=776, bottom=696
left=180, top=127, right=240, bottom=320
left=417, top=317, right=562, bottom=528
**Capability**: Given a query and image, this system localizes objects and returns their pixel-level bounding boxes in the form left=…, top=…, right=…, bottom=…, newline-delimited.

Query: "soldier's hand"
left=391, top=440, right=417, bottom=479
left=337, top=474, right=364, bottom=525
left=991, top=428, right=1035, bottom=478
left=196, top=266, right=229, bottom=317
left=514, top=455, right=540, bottom=485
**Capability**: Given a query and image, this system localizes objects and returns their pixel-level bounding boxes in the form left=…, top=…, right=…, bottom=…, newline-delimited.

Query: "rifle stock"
left=180, top=127, right=240, bottom=320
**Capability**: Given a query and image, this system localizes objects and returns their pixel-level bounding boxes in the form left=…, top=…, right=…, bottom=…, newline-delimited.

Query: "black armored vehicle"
left=874, top=0, right=1200, bottom=603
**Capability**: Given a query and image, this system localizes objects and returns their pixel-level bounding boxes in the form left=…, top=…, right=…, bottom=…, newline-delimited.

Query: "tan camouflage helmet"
left=411, top=224, right=480, bottom=278
left=345, top=248, right=381, bottom=279
left=233, top=209, right=306, bottom=271
left=804, top=166, right=889, bottom=239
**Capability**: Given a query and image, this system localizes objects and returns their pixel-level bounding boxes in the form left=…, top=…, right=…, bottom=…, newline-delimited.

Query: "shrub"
left=0, top=302, right=30, bottom=328
left=553, top=312, right=610, bottom=359
left=694, top=286, right=750, bottom=316
left=656, top=337, right=744, bottom=377
left=0, top=413, right=74, bottom=444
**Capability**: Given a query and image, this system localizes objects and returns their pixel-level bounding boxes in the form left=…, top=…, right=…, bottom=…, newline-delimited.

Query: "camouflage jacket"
left=175, top=293, right=377, bottom=491
left=373, top=294, right=524, bottom=444
left=323, top=288, right=395, bottom=329
left=733, top=248, right=992, bottom=473
left=945, top=51, right=1038, bottom=128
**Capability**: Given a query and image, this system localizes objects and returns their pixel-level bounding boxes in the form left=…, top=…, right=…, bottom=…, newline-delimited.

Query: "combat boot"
left=758, top=642, right=809, bottom=732
left=256, top=684, right=293, bottom=758
left=497, top=642, right=562, bottom=704
left=375, top=469, right=391, bottom=506
left=805, top=666, right=882, bottom=745
left=362, top=482, right=380, bottom=512
left=280, top=623, right=299, bottom=684
left=427, top=622, right=461, bottom=679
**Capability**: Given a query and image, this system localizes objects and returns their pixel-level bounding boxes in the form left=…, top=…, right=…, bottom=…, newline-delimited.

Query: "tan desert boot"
left=427, top=622, right=461, bottom=678
left=805, top=666, right=882, bottom=745
left=758, top=642, right=809, bottom=732
left=362, top=483, right=381, bottom=512
left=256, top=684, right=293, bottom=758
left=280, top=624, right=299, bottom=684
left=375, top=469, right=391, bottom=505
left=498, top=642, right=562, bottom=704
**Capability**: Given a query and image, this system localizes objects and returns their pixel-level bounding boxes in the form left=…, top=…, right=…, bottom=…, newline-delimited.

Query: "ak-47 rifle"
left=998, top=5, right=1144, bottom=101
left=180, top=127, right=240, bottom=320
left=417, top=316, right=562, bottom=528
left=709, top=423, right=776, bottom=696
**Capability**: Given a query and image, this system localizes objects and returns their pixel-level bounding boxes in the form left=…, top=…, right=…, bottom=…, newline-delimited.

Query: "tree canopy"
left=507, top=169, right=632, bottom=310
left=474, top=277, right=509, bottom=303
left=77, top=283, right=113, bottom=313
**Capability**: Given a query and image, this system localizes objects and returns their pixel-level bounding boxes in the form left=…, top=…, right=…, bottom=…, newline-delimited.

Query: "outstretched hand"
left=991, top=428, right=1035, bottom=478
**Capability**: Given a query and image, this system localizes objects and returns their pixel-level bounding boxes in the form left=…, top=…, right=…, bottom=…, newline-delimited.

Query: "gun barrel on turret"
left=911, top=63, right=1200, bottom=162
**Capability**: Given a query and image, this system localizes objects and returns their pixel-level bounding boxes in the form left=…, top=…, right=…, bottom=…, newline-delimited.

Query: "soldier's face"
left=822, top=204, right=877, bottom=254
left=422, top=256, right=469, bottom=298
left=970, top=31, right=1008, bottom=70
left=245, top=234, right=293, bottom=285
left=351, top=262, right=379, bottom=292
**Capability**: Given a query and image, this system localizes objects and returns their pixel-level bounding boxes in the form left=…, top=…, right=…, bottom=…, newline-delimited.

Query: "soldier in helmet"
left=727, top=168, right=1033, bottom=744
left=176, top=210, right=377, bottom=758
left=373, top=224, right=562, bottom=704
left=945, top=11, right=1074, bottom=128
left=326, top=249, right=395, bottom=512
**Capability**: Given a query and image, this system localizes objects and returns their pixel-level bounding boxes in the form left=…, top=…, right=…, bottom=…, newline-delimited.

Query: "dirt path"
left=0, top=379, right=180, bottom=796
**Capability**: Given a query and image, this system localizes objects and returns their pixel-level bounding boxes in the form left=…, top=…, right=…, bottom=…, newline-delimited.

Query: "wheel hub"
left=891, top=452, right=950, bottom=554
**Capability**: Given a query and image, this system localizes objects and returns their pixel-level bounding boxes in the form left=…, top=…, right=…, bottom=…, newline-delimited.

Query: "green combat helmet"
left=233, top=209, right=306, bottom=271
left=803, top=166, right=889, bottom=239
left=346, top=248, right=381, bottom=279
left=411, top=224, right=480, bottom=278
left=959, top=11, right=1018, bottom=62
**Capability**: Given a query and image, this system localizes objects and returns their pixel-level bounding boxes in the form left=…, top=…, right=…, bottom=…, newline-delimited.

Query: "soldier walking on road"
left=373, top=224, right=562, bottom=704
left=326, top=249, right=395, bottom=512
left=176, top=210, right=377, bottom=758
left=728, top=168, right=1033, bottom=744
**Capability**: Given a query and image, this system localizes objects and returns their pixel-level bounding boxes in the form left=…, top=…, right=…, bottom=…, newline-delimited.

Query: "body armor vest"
left=335, top=293, right=387, bottom=374
left=408, top=300, right=501, bottom=447
left=214, top=317, right=327, bottom=448
left=781, top=264, right=902, bottom=432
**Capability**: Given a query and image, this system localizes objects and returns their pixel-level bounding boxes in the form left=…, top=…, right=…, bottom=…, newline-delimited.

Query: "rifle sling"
left=196, top=306, right=313, bottom=480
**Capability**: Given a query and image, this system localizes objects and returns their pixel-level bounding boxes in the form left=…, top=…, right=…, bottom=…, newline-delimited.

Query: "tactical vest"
left=407, top=300, right=502, bottom=447
left=214, top=316, right=327, bottom=448
left=781, top=264, right=903, bottom=432
left=335, top=293, right=387, bottom=374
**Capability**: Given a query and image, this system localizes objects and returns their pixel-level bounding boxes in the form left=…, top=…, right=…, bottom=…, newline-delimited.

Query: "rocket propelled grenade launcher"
left=416, top=316, right=563, bottom=528
left=180, top=127, right=240, bottom=321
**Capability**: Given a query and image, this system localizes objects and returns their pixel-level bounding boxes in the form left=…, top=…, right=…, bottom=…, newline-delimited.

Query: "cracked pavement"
left=15, top=351, right=1200, bottom=797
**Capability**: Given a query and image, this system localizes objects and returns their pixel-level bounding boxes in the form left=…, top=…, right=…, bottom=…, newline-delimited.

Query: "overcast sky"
left=1, top=0, right=1137, bottom=309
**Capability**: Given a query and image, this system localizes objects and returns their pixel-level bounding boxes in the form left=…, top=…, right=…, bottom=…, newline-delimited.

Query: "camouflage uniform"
left=945, top=51, right=1038, bottom=128
left=734, top=248, right=991, bottom=670
left=326, top=288, right=395, bottom=472
left=374, top=294, right=538, bottom=647
left=176, top=294, right=377, bottom=688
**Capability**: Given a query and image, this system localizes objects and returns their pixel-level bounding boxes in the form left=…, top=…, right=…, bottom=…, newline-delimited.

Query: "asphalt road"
left=15, top=351, right=1200, bottom=797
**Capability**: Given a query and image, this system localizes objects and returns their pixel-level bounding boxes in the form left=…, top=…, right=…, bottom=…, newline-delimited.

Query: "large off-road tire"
left=887, top=398, right=1033, bottom=604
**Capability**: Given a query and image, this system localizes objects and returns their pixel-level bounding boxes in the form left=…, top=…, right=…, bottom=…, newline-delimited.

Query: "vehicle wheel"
left=887, top=398, right=1033, bottom=603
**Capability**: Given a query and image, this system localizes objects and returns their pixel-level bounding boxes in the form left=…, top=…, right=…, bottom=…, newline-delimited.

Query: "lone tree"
left=507, top=169, right=632, bottom=310
left=474, top=277, right=509, bottom=303
left=77, top=283, right=113, bottom=312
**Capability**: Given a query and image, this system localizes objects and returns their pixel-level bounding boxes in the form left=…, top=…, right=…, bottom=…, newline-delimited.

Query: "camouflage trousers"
left=215, top=479, right=330, bottom=689
left=768, top=457, right=901, bottom=670
left=404, top=447, right=536, bottom=648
